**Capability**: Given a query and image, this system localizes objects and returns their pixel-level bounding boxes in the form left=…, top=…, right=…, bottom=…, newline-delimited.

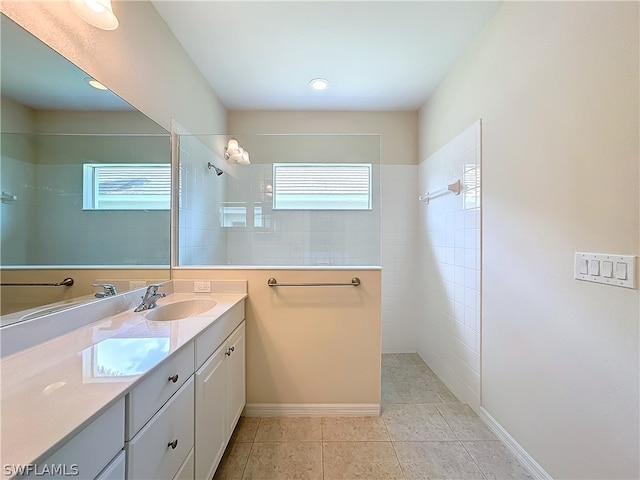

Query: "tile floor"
left=213, top=353, right=533, bottom=480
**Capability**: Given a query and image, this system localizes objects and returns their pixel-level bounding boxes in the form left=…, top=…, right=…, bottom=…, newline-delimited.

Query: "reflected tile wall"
left=177, top=135, right=227, bottom=266
left=0, top=156, right=35, bottom=265
left=418, top=120, right=482, bottom=408
left=1, top=158, right=170, bottom=266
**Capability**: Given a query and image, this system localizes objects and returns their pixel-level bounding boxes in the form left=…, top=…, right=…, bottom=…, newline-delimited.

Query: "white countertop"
left=0, top=287, right=246, bottom=475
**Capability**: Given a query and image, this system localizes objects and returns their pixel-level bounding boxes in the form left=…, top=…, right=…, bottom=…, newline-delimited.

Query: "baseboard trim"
left=478, top=407, right=552, bottom=480
left=244, top=403, right=381, bottom=417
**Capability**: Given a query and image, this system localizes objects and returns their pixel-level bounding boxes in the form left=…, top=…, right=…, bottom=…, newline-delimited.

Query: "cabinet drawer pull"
left=229, top=346, right=235, bottom=353
left=168, top=374, right=179, bottom=383
left=168, top=439, right=178, bottom=449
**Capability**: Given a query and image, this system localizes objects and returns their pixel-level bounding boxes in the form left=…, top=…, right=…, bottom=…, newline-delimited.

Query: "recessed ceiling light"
left=69, top=0, right=119, bottom=31
left=309, top=78, right=329, bottom=91
left=85, top=77, right=108, bottom=90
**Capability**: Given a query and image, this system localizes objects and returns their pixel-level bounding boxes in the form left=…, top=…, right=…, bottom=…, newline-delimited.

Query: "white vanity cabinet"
left=125, top=300, right=246, bottom=480
left=126, top=377, right=195, bottom=480
left=126, top=343, right=195, bottom=438
left=7, top=291, right=247, bottom=480
left=26, top=398, right=125, bottom=480
left=194, top=322, right=245, bottom=480
left=95, top=451, right=125, bottom=480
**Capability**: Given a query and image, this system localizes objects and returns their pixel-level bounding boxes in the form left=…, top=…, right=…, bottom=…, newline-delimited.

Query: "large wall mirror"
left=0, top=14, right=171, bottom=318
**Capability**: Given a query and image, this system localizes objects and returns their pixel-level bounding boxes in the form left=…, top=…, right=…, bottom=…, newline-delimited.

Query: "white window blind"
left=83, top=163, right=171, bottom=210
left=273, top=163, right=372, bottom=210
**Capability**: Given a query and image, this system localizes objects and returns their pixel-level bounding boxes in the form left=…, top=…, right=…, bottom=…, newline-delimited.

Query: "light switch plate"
left=574, top=252, right=636, bottom=289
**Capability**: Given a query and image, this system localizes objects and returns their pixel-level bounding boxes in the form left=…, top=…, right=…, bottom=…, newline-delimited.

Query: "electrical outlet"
left=129, top=280, right=147, bottom=289
left=194, top=281, right=211, bottom=293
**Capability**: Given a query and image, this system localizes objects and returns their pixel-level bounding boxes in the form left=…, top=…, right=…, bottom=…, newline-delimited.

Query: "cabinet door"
left=226, top=322, right=246, bottom=431
left=194, top=344, right=227, bottom=480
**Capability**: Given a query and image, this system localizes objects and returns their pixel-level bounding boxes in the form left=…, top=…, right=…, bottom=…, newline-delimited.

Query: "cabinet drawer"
left=127, top=342, right=194, bottom=438
left=173, top=447, right=194, bottom=480
left=195, top=302, right=244, bottom=368
left=29, top=398, right=124, bottom=480
left=127, top=376, right=194, bottom=480
left=95, top=450, right=125, bottom=480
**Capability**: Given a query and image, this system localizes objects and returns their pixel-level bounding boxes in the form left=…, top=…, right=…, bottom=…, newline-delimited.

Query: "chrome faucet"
left=93, top=283, right=118, bottom=298
left=134, top=284, right=167, bottom=312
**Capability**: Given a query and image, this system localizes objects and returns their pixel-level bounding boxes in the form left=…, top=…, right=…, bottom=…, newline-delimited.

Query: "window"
left=220, top=203, right=247, bottom=227
left=273, top=163, right=371, bottom=210
left=220, top=203, right=266, bottom=228
left=83, top=163, right=171, bottom=210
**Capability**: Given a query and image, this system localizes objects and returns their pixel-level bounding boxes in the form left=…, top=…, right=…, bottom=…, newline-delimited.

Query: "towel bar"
left=1, top=277, right=74, bottom=287
left=267, top=277, right=360, bottom=287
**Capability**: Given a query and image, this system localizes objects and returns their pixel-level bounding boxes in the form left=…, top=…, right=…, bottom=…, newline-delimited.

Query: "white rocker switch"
left=588, top=259, right=600, bottom=276
left=616, top=262, right=628, bottom=280
left=602, top=261, right=613, bottom=278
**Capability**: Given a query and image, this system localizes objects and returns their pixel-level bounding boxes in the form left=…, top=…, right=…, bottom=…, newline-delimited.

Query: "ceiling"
left=151, top=1, right=501, bottom=111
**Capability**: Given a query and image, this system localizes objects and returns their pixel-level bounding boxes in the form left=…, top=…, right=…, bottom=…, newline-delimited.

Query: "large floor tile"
left=242, top=442, right=322, bottom=480
left=322, top=416, right=390, bottom=441
left=383, top=378, right=443, bottom=404
left=231, top=417, right=261, bottom=443
left=382, top=354, right=401, bottom=367
left=463, top=441, right=534, bottom=479
left=213, top=442, right=252, bottom=480
left=254, top=417, right=322, bottom=442
left=323, top=441, right=404, bottom=480
left=436, top=404, right=497, bottom=441
left=382, top=404, right=456, bottom=441
left=394, top=441, right=485, bottom=480
left=435, top=388, right=461, bottom=404
left=382, top=364, right=423, bottom=382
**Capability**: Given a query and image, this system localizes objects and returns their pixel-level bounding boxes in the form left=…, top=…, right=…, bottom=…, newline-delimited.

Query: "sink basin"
left=145, top=299, right=217, bottom=322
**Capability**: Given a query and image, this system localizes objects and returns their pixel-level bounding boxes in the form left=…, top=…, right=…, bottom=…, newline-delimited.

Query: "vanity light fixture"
left=225, top=139, right=251, bottom=165
left=85, top=77, right=108, bottom=90
left=309, top=78, right=329, bottom=91
left=70, top=0, right=119, bottom=31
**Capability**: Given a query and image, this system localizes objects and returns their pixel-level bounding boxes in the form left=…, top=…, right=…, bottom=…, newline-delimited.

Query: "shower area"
left=175, top=133, right=381, bottom=268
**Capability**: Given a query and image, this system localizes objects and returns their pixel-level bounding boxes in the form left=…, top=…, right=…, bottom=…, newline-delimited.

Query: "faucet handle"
left=92, top=283, right=117, bottom=298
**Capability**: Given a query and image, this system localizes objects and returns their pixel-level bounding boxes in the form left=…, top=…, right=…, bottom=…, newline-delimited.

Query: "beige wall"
left=228, top=110, right=418, bottom=165
left=1, top=96, right=35, bottom=162
left=173, top=268, right=381, bottom=406
left=1, top=0, right=227, bottom=135
left=418, top=2, right=639, bottom=479
left=1, top=95, right=34, bottom=134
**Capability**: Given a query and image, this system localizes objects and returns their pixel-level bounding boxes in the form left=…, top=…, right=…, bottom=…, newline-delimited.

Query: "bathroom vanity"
left=0, top=280, right=246, bottom=480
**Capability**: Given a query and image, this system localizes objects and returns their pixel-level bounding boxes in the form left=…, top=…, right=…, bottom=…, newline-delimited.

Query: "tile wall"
left=215, top=164, right=381, bottom=267
left=381, top=165, right=419, bottom=352
left=177, top=135, right=227, bottom=266
left=417, top=120, right=482, bottom=408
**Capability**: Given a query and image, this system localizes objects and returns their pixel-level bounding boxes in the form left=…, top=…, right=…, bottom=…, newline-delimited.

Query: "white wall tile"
left=417, top=120, right=482, bottom=408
